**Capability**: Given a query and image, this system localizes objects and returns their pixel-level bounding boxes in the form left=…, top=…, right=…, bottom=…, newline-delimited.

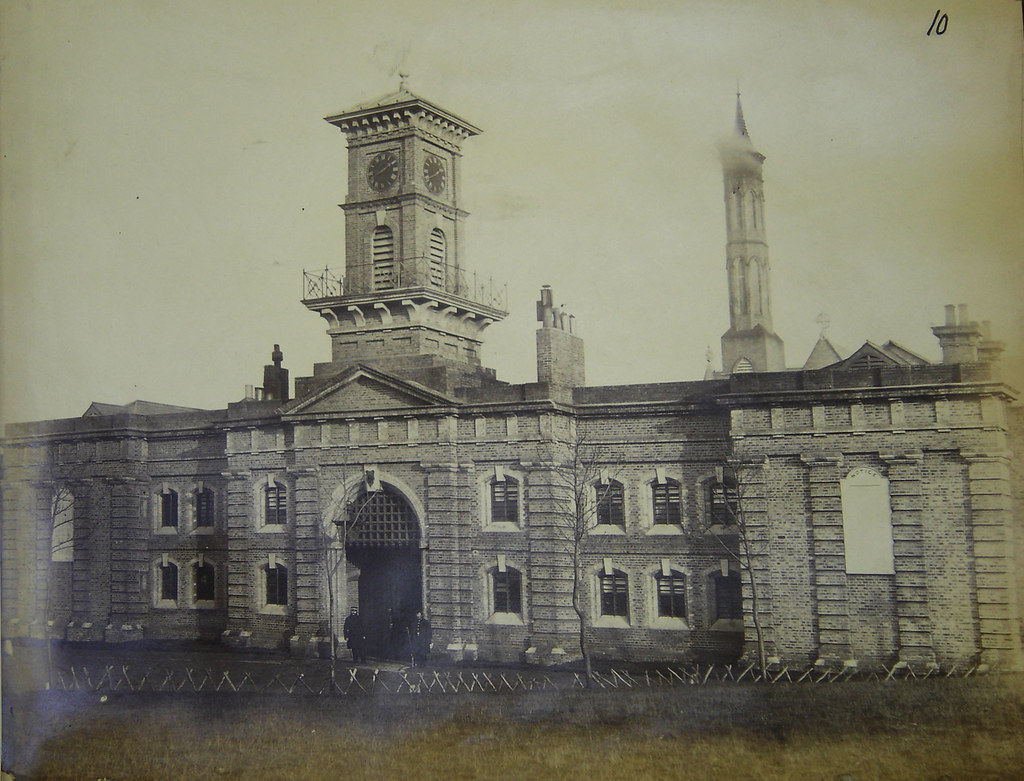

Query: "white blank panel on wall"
left=840, top=467, right=895, bottom=575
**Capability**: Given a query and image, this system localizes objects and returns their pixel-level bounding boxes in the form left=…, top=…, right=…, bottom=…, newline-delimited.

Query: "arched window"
left=264, top=481, right=287, bottom=526
left=598, top=568, right=629, bottom=618
left=840, top=467, right=895, bottom=574
left=656, top=569, right=687, bottom=619
left=161, top=561, right=179, bottom=602
left=264, top=562, right=288, bottom=606
left=371, top=225, right=396, bottom=290
left=491, top=566, right=522, bottom=615
left=595, top=480, right=625, bottom=527
left=50, top=488, right=74, bottom=562
left=195, top=487, right=215, bottom=528
left=490, top=476, right=520, bottom=525
left=161, top=489, right=179, bottom=528
left=194, top=561, right=215, bottom=603
left=651, top=479, right=682, bottom=526
left=428, top=228, right=446, bottom=289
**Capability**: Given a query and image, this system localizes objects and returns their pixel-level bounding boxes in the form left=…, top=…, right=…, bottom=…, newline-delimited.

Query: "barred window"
left=161, top=490, right=179, bottom=528
left=599, top=569, right=629, bottom=618
left=265, top=564, right=288, bottom=606
left=265, top=482, right=286, bottom=526
left=490, top=478, right=519, bottom=524
left=713, top=572, right=743, bottom=621
left=195, top=488, right=215, bottom=527
left=596, top=481, right=625, bottom=526
left=652, top=480, right=682, bottom=525
left=492, top=568, right=522, bottom=615
left=195, top=562, right=215, bottom=602
left=656, top=570, right=687, bottom=619
left=160, top=563, right=178, bottom=602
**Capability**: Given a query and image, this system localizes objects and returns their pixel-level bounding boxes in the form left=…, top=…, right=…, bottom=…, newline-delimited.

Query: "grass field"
left=5, top=675, right=1024, bottom=780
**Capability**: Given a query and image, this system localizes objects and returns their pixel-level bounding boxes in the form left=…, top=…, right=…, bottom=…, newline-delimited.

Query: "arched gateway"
left=324, top=483, right=422, bottom=660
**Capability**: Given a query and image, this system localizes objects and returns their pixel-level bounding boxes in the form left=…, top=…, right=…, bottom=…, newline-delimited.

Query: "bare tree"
left=317, top=465, right=378, bottom=691
left=698, top=458, right=769, bottom=673
left=546, top=419, right=620, bottom=686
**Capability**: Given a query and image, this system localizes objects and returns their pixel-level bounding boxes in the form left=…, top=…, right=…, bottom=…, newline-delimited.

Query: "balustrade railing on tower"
left=302, top=258, right=507, bottom=311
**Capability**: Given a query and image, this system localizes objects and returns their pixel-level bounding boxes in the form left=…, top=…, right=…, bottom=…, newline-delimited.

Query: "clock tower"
left=719, top=94, right=785, bottom=373
left=302, top=84, right=507, bottom=394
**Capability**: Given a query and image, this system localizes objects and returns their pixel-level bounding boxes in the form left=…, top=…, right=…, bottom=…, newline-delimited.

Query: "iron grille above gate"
left=347, top=488, right=419, bottom=547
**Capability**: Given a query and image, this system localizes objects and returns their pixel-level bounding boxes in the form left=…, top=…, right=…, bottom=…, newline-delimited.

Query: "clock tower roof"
left=325, top=87, right=482, bottom=139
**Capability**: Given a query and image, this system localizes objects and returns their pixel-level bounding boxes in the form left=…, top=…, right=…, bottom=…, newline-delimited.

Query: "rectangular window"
left=161, top=490, right=179, bottom=528
left=490, top=479, right=519, bottom=524
left=195, top=489, right=214, bottom=527
left=493, top=569, right=522, bottom=614
left=596, top=482, right=625, bottom=526
left=599, top=570, right=629, bottom=617
left=657, top=572, right=687, bottom=618
left=265, top=483, right=286, bottom=526
left=161, top=563, right=178, bottom=601
left=652, top=481, right=681, bottom=525
left=265, top=565, right=288, bottom=606
left=195, top=563, right=215, bottom=602
left=708, top=481, right=738, bottom=525
left=713, top=573, right=743, bottom=621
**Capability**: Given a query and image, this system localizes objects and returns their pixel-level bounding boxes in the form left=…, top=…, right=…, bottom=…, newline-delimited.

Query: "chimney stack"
left=261, top=344, right=290, bottom=402
left=536, top=286, right=585, bottom=390
left=931, top=304, right=983, bottom=364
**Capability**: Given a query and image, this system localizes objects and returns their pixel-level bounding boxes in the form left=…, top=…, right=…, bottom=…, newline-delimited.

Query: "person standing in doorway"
left=343, top=607, right=367, bottom=664
left=410, top=610, right=431, bottom=668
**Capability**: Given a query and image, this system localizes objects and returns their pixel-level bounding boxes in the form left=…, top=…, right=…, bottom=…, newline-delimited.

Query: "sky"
left=2, top=0, right=1022, bottom=424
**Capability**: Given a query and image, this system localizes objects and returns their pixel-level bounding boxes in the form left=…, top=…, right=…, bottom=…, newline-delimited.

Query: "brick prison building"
left=3, top=88, right=1021, bottom=670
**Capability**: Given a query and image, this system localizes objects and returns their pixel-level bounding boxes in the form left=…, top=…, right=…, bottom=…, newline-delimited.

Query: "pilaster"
left=882, top=451, right=936, bottom=665
left=962, top=452, right=1022, bottom=667
left=803, top=455, right=850, bottom=663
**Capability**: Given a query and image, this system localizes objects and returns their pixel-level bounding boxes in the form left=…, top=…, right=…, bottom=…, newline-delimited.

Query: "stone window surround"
left=254, top=474, right=290, bottom=532
left=152, top=481, right=220, bottom=535
left=258, top=554, right=290, bottom=615
left=479, top=466, right=525, bottom=532
left=648, top=561, right=690, bottom=631
left=480, top=556, right=526, bottom=626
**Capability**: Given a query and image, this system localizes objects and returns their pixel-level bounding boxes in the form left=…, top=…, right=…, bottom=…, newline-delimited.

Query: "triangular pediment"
left=284, top=365, right=456, bottom=416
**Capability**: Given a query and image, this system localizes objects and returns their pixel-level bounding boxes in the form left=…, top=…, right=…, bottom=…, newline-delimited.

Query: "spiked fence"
left=50, top=661, right=990, bottom=696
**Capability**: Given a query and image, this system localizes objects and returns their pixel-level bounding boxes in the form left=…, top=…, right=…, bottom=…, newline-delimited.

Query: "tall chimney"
left=536, top=286, right=585, bottom=390
left=931, top=304, right=983, bottom=364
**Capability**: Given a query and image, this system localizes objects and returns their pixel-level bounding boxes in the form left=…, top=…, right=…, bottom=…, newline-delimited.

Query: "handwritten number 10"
left=927, top=9, right=948, bottom=35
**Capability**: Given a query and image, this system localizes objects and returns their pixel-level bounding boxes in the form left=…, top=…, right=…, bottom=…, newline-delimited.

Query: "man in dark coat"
left=343, top=607, right=366, bottom=663
left=409, top=610, right=431, bottom=668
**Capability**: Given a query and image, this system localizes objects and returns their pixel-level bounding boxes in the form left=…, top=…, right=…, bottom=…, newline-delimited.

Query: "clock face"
left=423, top=154, right=447, bottom=194
left=367, top=151, right=399, bottom=191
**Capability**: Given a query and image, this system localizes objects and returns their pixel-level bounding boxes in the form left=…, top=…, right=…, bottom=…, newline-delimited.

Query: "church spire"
left=734, top=89, right=749, bottom=138
left=718, top=94, right=785, bottom=374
